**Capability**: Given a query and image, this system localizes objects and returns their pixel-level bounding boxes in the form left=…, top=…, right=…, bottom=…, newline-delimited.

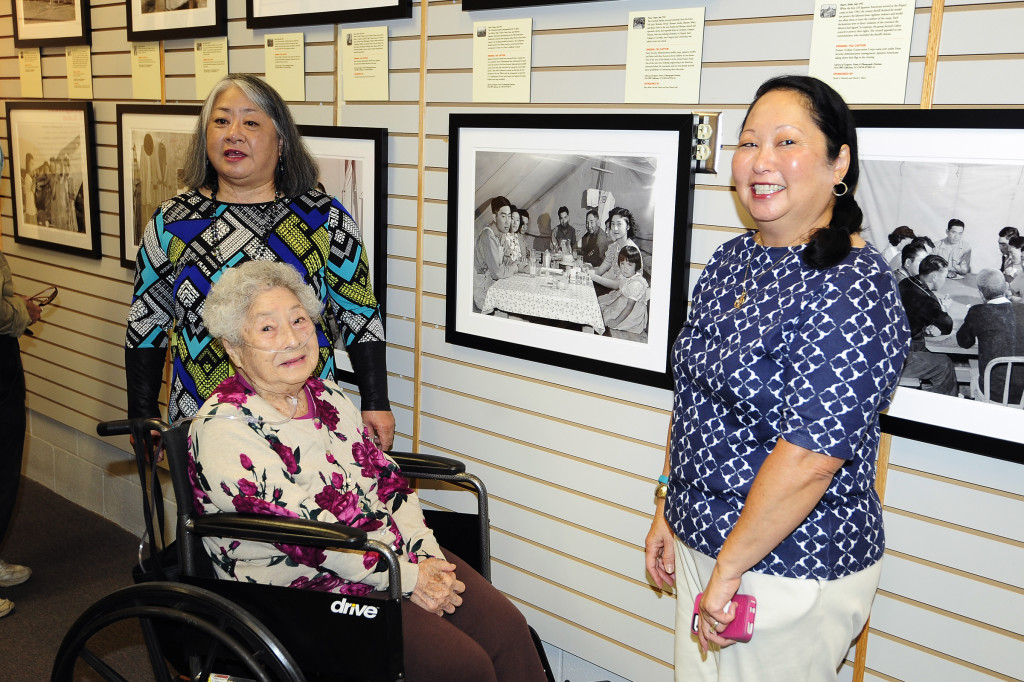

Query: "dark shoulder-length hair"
left=742, top=75, right=862, bottom=270
left=181, top=74, right=319, bottom=199
left=607, top=206, right=637, bottom=240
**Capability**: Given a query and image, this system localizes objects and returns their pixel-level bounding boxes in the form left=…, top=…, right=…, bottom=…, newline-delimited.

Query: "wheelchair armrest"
left=192, top=513, right=367, bottom=549
left=388, top=451, right=466, bottom=477
left=189, top=514, right=403, bottom=600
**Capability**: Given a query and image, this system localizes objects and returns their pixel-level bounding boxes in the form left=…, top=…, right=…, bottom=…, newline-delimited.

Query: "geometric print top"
left=665, top=233, right=910, bottom=580
left=126, top=189, right=385, bottom=424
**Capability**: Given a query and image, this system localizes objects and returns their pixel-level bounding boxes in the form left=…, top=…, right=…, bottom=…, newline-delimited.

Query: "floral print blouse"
left=188, top=375, right=441, bottom=595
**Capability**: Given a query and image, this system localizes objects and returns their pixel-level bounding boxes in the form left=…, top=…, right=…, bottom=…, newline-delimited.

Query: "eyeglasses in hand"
left=23, top=285, right=57, bottom=336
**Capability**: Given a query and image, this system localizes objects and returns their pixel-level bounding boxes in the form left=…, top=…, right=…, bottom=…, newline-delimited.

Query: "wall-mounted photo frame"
left=462, top=0, right=592, bottom=10
left=12, top=0, right=90, bottom=48
left=246, top=0, right=411, bottom=30
left=299, top=125, right=388, bottom=384
left=6, top=101, right=101, bottom=259
left=854, top=109, right=1024, bottom=462
left=116, top=104, right=200, bottom=269
left=446, top=113, right=695, bottom=389
left=127, top=0, right=227, bottom=42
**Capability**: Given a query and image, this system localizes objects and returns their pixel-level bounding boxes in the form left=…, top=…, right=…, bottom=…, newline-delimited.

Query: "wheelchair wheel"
left=52, top=581, right=305, bottom=682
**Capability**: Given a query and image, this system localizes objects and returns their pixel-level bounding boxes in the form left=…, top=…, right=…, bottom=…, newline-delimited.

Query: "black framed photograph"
left=6, top=101, right=101, bottom=259
left=299, top=125, right=389, bottom=383
left=446, top=113, right=695, bottom=389
left=854, top=109, right=1024, bottom=459
left=126, top=0, right=227, bottom=43
left=246, top=0, right=412, bottom=30
left=116, top=104, right=200, bottom=269
left=462, top=0, right=592, bottom=9
left=12, top=0, right=90, bottom=48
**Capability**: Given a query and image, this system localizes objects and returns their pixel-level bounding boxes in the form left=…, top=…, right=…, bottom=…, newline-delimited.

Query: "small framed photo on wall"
left=116, top=104, right=201, bottom=269
left=298, top=124, right=389, bottom=383
left=246, top=0, right=411, bottom=29
left=6, top=101, right=101, bottom=259
left=126, top=0, right=227, bottom=42
left=12, top=0, right=90, bottom=48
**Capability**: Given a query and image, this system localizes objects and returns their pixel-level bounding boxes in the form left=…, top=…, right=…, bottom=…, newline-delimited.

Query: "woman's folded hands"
left=411, top=558, right=466, bottom=616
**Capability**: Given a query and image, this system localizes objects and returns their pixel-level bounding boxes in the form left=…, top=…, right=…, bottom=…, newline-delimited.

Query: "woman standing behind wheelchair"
left=189, top=261, right=546, bottom=681
left=125, top=74, right=394, bottom=450
left=645, top=76, right=910, bottom=681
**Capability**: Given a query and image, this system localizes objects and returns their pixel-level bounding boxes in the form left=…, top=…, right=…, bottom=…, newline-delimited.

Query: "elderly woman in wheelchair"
left=188, top=260, right=546, bottom=681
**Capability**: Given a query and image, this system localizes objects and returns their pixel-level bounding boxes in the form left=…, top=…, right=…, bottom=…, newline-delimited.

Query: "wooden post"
left=851, top=431, right=893, bottom=681
left=920, top=1, right=946, bottom=109
left=159, top=41, right=166, bottom=105
left=412, top=0, right=429, bottom=451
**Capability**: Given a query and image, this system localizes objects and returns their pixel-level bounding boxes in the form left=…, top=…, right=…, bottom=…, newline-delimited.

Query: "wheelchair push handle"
left=97, top=418, right=171, bottom=438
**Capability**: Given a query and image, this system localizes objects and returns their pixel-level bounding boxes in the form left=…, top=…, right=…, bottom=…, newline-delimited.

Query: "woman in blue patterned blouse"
left=645, top=76, right=911, bottom=681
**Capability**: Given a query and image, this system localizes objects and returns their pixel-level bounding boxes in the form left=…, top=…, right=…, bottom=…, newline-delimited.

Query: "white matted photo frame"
left=127, top=0, right=227, bottom=42
left=246, top=0, right=411, bottom=29
left=298, top=124, right=388, bottom=384
left=116, top=104, right=200, bottom=269
left=6, top=101, right=100, bottom=259
left=855, top=109, right=1024, bottom=461
left=446, top=113, right=695, bottom=389
left=12, top=0, right=89, bottom=48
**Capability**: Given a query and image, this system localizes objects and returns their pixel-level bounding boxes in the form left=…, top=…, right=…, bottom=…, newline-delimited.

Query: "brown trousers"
left=398, top=549, right=547, bottom=682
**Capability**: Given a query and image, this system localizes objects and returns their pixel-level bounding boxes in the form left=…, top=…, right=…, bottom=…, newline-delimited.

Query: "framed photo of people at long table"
left=116, top=104, right=200, bottom=269
left=855, top=109, right=1024, bottom=460
left=126, top=0, right=227, bottom=42
left=246, top=0, right=411, bottom=29
left=6, top=101, right=100, bottom=259
left=12, top=0, right=89, bottom=47
left=446, top=113, right=695, bottom=389
left=298, top=124, right=388, bottom=384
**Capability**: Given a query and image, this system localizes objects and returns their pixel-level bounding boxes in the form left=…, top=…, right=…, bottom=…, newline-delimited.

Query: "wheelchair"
left=53, top=418, right=553, bottom=681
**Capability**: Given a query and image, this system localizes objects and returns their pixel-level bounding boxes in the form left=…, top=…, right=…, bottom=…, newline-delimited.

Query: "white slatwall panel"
left=4, top=0, right=1024, bottom=679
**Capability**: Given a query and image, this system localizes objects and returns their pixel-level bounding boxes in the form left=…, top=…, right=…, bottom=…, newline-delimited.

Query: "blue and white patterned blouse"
left=666, top=233, right=910, bottom=581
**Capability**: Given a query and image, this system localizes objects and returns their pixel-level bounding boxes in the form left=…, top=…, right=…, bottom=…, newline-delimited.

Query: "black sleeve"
left=125, top=346, right=168, bottom=419
left=346, top=340, right=391, bottom=412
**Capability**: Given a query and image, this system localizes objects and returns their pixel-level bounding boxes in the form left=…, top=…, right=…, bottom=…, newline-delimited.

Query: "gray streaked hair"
left=203, top=261, right=323, bottom=348
left=976, top=268, right=1008, bottom=301
left=181, top=74, right=319, bottom=198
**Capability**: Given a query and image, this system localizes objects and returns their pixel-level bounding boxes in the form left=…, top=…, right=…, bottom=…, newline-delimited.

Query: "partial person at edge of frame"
left=645, top=74, right=911, bottom=682
left=124, top=73, right=394, bottom=449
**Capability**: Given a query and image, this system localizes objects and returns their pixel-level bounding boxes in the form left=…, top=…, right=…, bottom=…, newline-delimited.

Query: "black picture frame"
left=6, top=101, right=101, bottom=259
left=12, top=0, right=90, bottom=48
left=116, top=104, right=201, bottom=269
left=445, top=113, right=695, bottom=389
left=854, top=108, right=1024, bottom=462
left=462, top=0, right=593, bottom=9
left=246, top=0, right=412, bottom=30
left=298, top=124, right=389, bottom=385
left=126, top=0, right=227, bottom=43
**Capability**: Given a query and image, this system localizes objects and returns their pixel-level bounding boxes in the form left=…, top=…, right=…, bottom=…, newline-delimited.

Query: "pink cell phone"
left=691, top=592, right=757, bottom=642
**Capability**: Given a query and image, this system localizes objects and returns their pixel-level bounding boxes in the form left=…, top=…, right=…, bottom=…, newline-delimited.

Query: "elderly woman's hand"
left=410, top=558, right=465, bottom=616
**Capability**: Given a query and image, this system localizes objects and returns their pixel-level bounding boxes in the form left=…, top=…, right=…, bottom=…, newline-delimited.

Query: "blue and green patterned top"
left=126, top=189, right=385, bottom=423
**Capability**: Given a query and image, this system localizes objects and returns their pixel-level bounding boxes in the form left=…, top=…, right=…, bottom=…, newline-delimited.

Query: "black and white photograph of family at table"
left=471, top=150, right=656, bottom=344
left=857, top=158, right=1024, bottom=407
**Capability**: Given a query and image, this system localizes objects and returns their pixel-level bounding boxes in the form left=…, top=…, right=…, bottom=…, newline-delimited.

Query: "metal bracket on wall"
left=692, top=111, right=721, bottom=174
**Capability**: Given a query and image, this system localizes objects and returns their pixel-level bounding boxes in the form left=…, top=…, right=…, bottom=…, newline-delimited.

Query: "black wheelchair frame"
left=53, top=418, right=552, bottom=682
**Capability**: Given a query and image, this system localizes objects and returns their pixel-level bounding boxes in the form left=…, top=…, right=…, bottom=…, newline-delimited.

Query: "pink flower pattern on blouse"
left=188, top=376, right=438, bottom=594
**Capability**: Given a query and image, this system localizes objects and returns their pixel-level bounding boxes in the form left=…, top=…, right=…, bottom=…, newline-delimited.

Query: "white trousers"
left=673, top=538, right=882, bottom=682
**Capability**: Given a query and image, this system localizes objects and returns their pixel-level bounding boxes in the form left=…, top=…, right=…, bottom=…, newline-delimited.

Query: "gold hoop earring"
left=833, top=181, right=848, bottom=197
